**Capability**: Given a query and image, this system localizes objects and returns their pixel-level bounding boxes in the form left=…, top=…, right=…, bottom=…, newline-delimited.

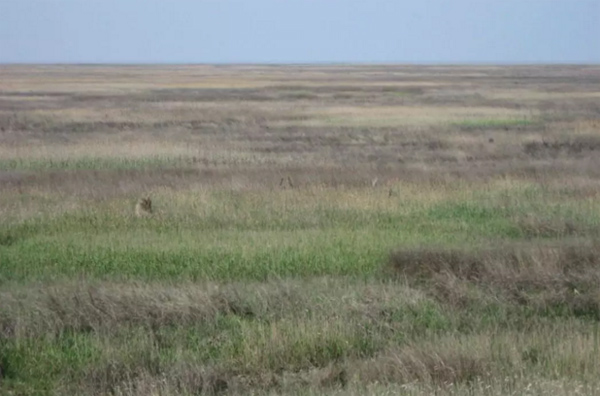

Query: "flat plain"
left=1, top=64, right=600, bottom=395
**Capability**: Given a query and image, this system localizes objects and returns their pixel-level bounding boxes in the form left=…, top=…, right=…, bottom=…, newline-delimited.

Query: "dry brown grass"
left=1, top=64, right=599, bottom=191
left=2, top=64, right=600, bottom=395
left=389, top=241, right=600, bottom=319
left=4, top=277, right=600, bottom=395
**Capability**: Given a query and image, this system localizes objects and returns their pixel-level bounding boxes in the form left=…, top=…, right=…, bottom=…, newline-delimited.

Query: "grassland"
left=1, top=64, right=600, bottom=395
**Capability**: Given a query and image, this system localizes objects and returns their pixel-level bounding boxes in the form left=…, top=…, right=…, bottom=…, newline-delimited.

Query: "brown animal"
left=135, top=197, right=153, bottom=217
left=279, top=176, right=294, bottom=189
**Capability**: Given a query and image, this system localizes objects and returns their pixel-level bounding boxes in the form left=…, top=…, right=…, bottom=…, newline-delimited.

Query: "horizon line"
left=1, top=61, right=599, bottom=67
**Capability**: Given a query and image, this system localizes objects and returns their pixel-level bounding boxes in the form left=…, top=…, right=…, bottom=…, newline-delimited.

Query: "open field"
left=1, top=64, right=600, bottom=395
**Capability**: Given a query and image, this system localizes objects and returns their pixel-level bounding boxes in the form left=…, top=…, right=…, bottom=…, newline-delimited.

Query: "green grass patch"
left=0, top=333, right=102, bottom=395
left=3, top=185, right=599, bottom=284
left=0, top=156, right=195, bottom=171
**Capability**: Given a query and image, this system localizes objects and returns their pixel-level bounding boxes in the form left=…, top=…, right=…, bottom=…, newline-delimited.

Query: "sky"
left=0, top=0, right=598, bottom=64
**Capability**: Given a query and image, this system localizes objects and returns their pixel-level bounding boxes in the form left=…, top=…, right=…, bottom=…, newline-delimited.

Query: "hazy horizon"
left=2, top=61, right=599, bottom=66
left=1, top=0, right=599, bottom=64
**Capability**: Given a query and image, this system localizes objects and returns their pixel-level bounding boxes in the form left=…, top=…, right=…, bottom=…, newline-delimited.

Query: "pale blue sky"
left=1, top=0, right=598, bottom=64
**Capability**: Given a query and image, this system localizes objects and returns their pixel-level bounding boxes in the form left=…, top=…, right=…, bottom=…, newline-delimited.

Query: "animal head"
left=139, top=197, right=152, bottom=211
left=135, top=197, right=153, bottom=217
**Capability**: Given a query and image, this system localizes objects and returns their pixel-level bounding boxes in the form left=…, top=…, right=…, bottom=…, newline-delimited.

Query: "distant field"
left=1, top=65, right=600, bottom=395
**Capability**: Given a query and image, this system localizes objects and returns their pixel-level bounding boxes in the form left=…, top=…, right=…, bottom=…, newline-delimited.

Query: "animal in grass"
left=279, top=176, right=294, bottom=189
left=135, top=197, right=153, bottom=217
